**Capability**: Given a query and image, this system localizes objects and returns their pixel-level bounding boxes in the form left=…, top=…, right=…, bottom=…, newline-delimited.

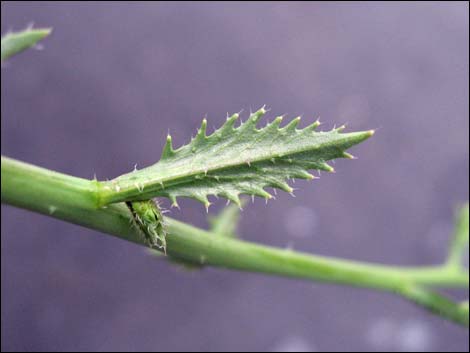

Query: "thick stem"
left=1, top=156, right=468, bottom=325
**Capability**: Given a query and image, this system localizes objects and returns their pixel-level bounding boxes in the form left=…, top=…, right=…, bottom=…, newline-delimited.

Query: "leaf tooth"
left=290, top=169, right=317, bottom=180
left=263, top=115, right=284, bottom=131
left=192, top=118, right=208, bottom=146
left=272, top=116, right=283, bottom=128
left=217, top=113, right=239, bottom=136
left=244, top=185, right=273, bottom=200
left=189, top=192, right=210, bottom=207
left=220, top=191, right=241, bottom=206
left=282, top=116, right=301, bottom=132
left=241, top=106, right=267, bottom=131
left=198, top=118, right=208, bottom=137
left=298, top=159, right=335, bottom=172
left=341, top=152, right=356, bottom=159
left=305, top=119, right=321, bottom=132
left=269, top=180, right=294, bottom=193
left=169, top=194, right=179, bottom=208
left=258, top=104, right=268, bottom=115
left=334, top=124, right=347, bottom=133
left=317, top=161, right=335, bottom=173
left=161, top=135, right=175, bottom=159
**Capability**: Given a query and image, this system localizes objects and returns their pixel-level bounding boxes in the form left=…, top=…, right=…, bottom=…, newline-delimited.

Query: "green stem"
left=1, top=156, right=468, bottom=325
left=446, top=203, right=469, bottom=270
left=165, top=219, right=467, bottom=290
left=399, top=284, right=469, bottom=327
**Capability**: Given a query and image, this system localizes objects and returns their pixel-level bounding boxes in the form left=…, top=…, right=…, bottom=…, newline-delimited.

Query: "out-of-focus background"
left=1, top=2, right=468, bottom=351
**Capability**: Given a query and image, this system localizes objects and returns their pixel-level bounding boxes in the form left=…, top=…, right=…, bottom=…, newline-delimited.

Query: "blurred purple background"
left=1, top=2, right=469, bottom=351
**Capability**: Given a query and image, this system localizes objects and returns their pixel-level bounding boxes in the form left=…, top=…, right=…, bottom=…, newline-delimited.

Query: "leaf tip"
left=306, top=172, right=317, bottom=180
left=170, top=195, right=180, bottom=209
left=325, top=164, right=335, bottom=173
left=273, top=116, right=283, bottom=126
left=282, top=116, right=301, bottom=132
left=38, top=27, right=53, bottom=38
left=306, top=119, right=321, bottom=131
left=161, top=134, right=174, bottom=158
left=342, top=152, right=357, bottom=160
left=196, top=119, right=208, bottom=139
left=248, top=106, right=268, bottom=125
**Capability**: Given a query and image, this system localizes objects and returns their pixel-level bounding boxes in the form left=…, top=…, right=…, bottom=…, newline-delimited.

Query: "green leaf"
left=447, top=203, right=469, bottom=269
left=1, top=27, right=52, bottom=61
left=99, top=107, right=374, bottom=207
left=208, top=200, right=245, bottom=238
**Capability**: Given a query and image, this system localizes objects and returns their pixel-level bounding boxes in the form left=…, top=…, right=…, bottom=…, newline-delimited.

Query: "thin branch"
left=1, top=156, right=468, bottom=326
left=399, top=284, right=469, bottom=326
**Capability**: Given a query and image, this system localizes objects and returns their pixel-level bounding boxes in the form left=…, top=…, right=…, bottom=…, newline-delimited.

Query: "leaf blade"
left=1, top=27, right=52, bottom=61
left=99, top=108, right=374, bottom=207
